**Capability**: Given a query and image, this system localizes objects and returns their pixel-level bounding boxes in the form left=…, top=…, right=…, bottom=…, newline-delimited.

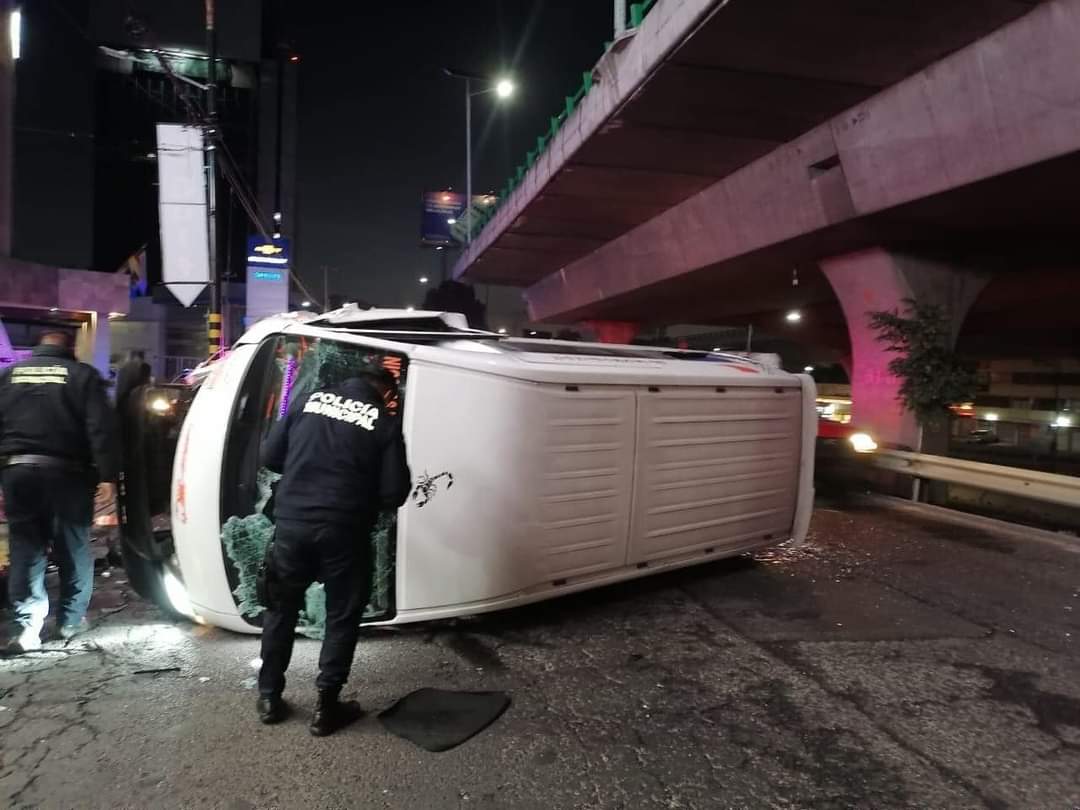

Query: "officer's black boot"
left=256, top=694, right=288, bottom=725
left=309, top=688, right=363, bottom=737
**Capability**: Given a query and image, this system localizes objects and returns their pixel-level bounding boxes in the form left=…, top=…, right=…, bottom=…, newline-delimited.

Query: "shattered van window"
left=220, top=335, right=406, bottom=634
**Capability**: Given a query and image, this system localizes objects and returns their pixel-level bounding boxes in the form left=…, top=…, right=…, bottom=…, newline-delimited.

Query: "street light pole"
left=444, top=68, right=515, bottom=248
left=465, top=78, right=472, bottom=245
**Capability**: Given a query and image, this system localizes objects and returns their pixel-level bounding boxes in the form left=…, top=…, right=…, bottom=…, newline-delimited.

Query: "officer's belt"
left=0, top=454, right=90, bottom=474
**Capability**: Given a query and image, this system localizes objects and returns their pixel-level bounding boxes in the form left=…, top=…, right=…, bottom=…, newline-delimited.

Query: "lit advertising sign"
left=421, top=192, right=501, bottom=245
left=246, top=235, right=290, bottom=324
left=421, top=191, right=466, bottom=245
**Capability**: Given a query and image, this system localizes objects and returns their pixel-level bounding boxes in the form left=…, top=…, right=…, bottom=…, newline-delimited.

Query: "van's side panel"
left=628, top=386, right=803, bottom=563
left=396, top=365, right=636, bottom=612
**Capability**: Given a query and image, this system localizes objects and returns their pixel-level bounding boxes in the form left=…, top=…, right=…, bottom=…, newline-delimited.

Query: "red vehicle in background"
left=815, top=398, right=878, bottom=490
left=817, top=417, right=879, bottom=455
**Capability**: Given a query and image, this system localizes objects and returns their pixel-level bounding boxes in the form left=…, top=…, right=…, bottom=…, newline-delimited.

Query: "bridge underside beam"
left=523, top=0, right=1080, bottom=326
left=456, top=0, right=1044, bottom=288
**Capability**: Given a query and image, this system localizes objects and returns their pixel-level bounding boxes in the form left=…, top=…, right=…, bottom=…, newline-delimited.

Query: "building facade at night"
left=0, top=0, right=297, bottom=376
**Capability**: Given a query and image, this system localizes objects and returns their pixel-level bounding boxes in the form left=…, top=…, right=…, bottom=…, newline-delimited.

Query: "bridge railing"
left=466, top=0, right=662, bottom=243
left=870, top=450, right=1080, bottom=509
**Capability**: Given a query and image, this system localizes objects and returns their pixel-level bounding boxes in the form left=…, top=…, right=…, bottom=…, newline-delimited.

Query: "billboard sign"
left=157, top=124, right=210, bottom=307
left=421, top=192, right=501, bottom=245
left=446, top=193, right=499, bottom=244
left=421, top=191, right=466, bottom=246
left=246, top=235, right=290, bottom=324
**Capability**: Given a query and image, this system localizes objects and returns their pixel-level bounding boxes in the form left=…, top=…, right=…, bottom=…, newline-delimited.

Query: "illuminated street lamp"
left=443, top=68, right=516, bottom=244
left=495, top=78, right=515, bottom=99
left=419, top=276, right=429, bottom=285
left=785, top=310, right=802, bottom=324
left=300, top=300, right=311, bottom=308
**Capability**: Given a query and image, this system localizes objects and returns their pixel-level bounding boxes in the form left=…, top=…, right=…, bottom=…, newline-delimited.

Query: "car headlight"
left=148, top=396, right=172, bottom=414
left=848, top=432, right=878, bottom=454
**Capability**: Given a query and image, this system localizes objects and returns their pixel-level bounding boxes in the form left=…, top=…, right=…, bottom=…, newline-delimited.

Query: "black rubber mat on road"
left=378, top=688, right=511, bottom=752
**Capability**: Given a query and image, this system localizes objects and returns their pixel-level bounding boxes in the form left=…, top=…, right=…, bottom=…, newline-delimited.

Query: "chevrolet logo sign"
left=253, top=244, right=284, bottom=256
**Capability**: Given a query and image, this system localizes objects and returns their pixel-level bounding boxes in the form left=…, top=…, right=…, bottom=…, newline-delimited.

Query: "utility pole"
left=205, top=0, right=222, bottom=359
left=614, top=0, right=627, bottom=37
left=323, top=265, right=329, bottom=311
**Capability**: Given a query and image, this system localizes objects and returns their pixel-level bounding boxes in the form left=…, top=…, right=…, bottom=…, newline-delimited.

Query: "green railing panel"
left=630, top=0, right=657, bottom=28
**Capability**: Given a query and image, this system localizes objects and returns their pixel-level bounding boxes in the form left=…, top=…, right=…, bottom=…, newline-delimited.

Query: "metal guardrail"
left=871, top=450, right=1080, bottom=509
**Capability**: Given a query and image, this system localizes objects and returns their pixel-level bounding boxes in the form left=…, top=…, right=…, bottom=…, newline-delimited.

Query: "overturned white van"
left=118, top=308, right=816, bottom=634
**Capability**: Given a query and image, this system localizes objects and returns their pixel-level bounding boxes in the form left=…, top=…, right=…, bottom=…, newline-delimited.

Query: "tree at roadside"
left=868, top=298, right=977, bottom=456
left=421, top=281, right=488, bottom=330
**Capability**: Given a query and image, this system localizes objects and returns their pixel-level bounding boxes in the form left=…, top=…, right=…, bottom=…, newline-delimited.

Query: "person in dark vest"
left=0, top=331, right=118, bottom=653
left=257, top=362, right=410, bottom=735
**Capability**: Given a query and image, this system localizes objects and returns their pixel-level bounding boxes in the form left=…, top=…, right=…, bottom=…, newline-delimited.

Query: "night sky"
left=289, top=1, right=612, bottom=315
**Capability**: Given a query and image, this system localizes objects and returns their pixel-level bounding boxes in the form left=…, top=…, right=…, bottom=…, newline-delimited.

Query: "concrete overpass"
left=454, top=0, right=1080, bottom=447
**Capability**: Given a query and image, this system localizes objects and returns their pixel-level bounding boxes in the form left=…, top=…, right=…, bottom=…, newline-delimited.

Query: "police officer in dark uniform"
left=257, top=362, right=410, bottom=736
left=0, top=331, right=118, bottom=653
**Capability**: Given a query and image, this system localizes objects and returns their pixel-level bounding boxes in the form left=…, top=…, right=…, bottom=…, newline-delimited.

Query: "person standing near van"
left=114, top=350, right=152, bottom=410
left=0, top=331, right=118, bottom=653
left=257, top=363, right=410, bottom=736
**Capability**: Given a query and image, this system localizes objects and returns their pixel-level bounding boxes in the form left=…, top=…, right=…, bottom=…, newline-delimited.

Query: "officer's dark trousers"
left=0, top=465, right=95, bottom=634
left=258, top=519, right=373, bottom=698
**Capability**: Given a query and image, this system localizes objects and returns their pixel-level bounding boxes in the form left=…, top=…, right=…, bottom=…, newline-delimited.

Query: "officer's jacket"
left=0, top=345, right=119, bottom=481
left=261, top=376, right=411, bottom=525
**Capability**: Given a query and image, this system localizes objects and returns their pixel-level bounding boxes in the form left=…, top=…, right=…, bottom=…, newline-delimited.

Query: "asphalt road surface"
left=2, top=499, right=1078, bottom=809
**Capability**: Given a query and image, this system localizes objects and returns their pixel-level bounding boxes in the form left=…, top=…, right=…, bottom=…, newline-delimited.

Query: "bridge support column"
left=582, top=320, right=639, bottom=345
left=820, top=248, right=988, bottom=450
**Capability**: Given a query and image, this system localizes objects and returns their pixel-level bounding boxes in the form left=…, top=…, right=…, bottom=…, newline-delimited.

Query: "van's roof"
left=230, top=307, right=795, bottom=384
